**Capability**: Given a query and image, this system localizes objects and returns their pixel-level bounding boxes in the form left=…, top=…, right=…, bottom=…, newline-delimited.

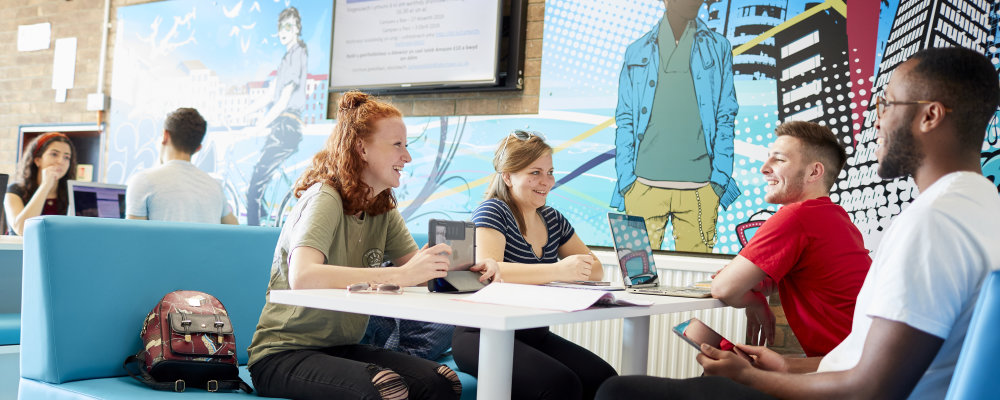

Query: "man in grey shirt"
left=126, top=107, right=238, bottom=224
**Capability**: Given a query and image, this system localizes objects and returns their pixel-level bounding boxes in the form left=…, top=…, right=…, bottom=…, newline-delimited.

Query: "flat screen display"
left=329, top=0, right=502, bottom=90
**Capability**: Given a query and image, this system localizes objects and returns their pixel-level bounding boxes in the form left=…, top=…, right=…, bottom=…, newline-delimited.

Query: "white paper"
left=459, top=282, right=652, bottom=312
left=54, top=88, right=66, bottom=103
left=52, top=37, right=77, bottom=90
left=17, top=23, right=51, bottom=52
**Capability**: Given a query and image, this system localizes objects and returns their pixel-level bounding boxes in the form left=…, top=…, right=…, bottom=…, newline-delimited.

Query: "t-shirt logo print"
left=363, top=248, right=384, bottom=267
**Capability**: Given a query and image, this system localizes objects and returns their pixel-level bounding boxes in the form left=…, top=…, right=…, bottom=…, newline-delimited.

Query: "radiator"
left=551, top=257, right=746, bottom=378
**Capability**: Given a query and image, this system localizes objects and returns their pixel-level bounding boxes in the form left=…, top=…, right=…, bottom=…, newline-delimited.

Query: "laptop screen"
left=67, top=180, right=127, bottom=219
left=608, top=213, right=658, bottom=286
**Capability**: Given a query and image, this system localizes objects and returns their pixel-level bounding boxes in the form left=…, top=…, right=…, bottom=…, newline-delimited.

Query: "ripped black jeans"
left=249, top=344, right=460, bottom=400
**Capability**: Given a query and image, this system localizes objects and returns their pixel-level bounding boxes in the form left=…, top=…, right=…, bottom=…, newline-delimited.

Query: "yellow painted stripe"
left=398, top=174, right=494, bottom=208
left=733, top=0, right=842, bottom=56
left=828, top=0, right=847, bottom=18
left=550, top=117, right=616, bottom=153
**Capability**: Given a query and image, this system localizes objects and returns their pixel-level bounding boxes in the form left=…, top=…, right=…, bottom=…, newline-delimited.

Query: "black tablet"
left=427, top=219, right=487, bottom=293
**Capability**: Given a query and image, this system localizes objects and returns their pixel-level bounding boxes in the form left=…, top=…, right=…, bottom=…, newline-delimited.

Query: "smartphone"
left=672, top=318, right=752, bottom=362
left=427, top=219, right=476, bottom=271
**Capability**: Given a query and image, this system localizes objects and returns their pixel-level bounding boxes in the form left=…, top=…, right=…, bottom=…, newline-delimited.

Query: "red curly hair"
left=293, top=91, right=403, bottom=216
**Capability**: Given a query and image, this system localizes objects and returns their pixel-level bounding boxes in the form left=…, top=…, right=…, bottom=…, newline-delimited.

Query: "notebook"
left=67, top=180, right=127, bottom=219
left=459, top=282, right=651, bottom=312
left=607, top=213, right=712, bottom=298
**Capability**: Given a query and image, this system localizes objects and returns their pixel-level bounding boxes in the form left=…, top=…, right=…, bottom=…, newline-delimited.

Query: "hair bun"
left=339, top=91, right=369, bottom=111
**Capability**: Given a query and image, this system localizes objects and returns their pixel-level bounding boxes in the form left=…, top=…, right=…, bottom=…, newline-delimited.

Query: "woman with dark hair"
left=4, top=132, right=77, bottom=235
left=451, top=131, right=617, bottom=399
left=247, top=91, right=497, bottom=400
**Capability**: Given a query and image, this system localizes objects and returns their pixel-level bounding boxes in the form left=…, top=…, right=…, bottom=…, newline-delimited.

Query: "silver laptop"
left=67, top=180, right=127, bottom=219
left=607, top=213, right=711, bottom=298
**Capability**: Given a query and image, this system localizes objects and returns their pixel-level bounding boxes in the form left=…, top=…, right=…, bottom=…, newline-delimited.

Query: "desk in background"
left=271, top=287, right=724, bottom=400
left=0, top=236, right=23, bottom=314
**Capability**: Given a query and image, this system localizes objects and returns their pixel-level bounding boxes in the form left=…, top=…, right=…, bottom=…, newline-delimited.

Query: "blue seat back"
left=946, top=269, right=1000, bottom=399
left=412, top=232, right=428, bottom=248
left=20, top=216, right=279, bottom=384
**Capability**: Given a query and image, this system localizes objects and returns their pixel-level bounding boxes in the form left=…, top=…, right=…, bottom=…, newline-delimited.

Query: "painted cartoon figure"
left=613, top=0, right=740, bottom=252
left=246, top=6, right=308, bottom=226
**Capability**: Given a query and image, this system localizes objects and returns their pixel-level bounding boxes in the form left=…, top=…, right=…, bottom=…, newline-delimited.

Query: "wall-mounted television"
left=329, top=0, right=526, bottom=94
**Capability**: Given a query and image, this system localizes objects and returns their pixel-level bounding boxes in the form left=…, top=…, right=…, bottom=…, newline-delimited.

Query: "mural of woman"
left=246, top=6, right=308, bottom=226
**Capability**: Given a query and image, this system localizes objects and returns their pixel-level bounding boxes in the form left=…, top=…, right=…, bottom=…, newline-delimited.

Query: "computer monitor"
left=67, top=180, right=127, bottom=219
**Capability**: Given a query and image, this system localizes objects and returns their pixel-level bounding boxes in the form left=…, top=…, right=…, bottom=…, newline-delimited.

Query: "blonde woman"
left=451, top=130, right=616, bottom=399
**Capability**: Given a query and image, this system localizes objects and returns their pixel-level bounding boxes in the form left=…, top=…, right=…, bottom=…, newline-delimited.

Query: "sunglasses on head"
left=347, top=282, right=403, bottom=295
left=497, top=129, right=547, bottom=165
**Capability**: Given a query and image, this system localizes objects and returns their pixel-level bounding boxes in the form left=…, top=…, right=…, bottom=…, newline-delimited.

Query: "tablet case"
left=427, top=219, right=487, bottom=293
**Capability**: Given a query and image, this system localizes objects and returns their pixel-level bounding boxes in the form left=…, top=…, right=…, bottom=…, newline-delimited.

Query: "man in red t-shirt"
left=711, top=121, right=871, bottom=356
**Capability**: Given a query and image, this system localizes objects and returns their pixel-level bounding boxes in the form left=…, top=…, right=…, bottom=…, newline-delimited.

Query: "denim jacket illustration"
left=613, top=16, right=740, bottom=211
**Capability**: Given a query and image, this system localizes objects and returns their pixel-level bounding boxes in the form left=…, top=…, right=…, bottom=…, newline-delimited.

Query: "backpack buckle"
left=174, top=379, right=186, bottom=392
left=207, top=380, right=219, bottom=392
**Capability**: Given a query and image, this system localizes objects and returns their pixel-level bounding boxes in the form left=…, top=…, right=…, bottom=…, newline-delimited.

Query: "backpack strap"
left=122, top=354, right=253, bottom=393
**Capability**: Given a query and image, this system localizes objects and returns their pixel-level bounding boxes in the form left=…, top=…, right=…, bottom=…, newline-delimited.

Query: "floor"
left=0, top=346, right=17, bottom=400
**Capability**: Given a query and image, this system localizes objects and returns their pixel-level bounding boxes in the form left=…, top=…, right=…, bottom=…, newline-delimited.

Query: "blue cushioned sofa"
left=18, top=216, right=475, bottom=399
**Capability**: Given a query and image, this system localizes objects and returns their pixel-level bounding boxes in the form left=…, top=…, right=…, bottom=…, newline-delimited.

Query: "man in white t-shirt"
left=126, top=108, right=238, bottom=225
left=595, top=47, right=1000, bottom=400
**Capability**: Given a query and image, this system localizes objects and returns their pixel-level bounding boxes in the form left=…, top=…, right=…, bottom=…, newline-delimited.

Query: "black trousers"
left=595, top=375, right=777, bottom=400
left=249, top=344, right=459, bottom=400
left=246, top=114, right=302, bottom=226
left=452, top=326, right=618, bottom=400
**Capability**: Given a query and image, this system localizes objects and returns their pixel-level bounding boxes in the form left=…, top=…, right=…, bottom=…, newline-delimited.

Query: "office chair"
left=945, top=269, right=1000, bottom=399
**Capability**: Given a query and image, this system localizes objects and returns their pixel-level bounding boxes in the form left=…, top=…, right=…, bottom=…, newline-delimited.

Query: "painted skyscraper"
left=774, top=4, right=851, bottom=144
left=833, top=0, right=993, bottom=241
left=706, top=0, right=787, bottom=80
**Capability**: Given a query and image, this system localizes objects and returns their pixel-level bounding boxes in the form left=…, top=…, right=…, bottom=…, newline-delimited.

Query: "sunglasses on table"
left=347, top=282, right=403, bottom=295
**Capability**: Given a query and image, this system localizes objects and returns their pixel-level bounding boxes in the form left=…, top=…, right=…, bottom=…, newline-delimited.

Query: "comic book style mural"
left=834, top=0, right=1000, bottom=248
left=104, top=0, right=999, bottom=254
left=107, top=0, right=332, bottom=226
left=396, top=0, right=855, bottom=254
left=518, top=0, right=854, bottom=254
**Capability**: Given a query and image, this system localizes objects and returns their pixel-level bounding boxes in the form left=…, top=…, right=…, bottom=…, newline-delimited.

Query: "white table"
left=0, top=236, right=23, bottom=313
left=0, top=235, right=22, bottom=251
left=270, top=287, right=723, bottom=400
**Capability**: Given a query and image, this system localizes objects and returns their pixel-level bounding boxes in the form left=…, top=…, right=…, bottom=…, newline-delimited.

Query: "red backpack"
left=123, top=290, right=252, bottom=393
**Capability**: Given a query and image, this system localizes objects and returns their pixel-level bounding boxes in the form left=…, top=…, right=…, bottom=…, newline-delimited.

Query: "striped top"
left=472, top=199, right=575, bottom=264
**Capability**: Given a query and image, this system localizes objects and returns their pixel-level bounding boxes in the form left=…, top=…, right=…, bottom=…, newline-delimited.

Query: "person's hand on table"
left=471, top=258, right=501, bottom=283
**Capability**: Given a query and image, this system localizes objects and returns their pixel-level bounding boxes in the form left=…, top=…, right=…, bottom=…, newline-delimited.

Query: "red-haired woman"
left=4, top=132, right=77, bottom=235
left=247, top=91, right=497, bottom=400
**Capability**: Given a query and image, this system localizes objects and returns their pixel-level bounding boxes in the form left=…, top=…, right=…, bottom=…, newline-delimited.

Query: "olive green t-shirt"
left=247, top=183, right=418, bottom=368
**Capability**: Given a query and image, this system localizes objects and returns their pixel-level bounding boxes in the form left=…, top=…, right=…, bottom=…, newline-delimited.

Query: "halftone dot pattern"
left=537, top=1, right=852, bottom=254
left=543, top=0, right=666, bottom=95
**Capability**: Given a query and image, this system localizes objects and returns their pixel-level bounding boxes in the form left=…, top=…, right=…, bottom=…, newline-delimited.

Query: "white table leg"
left=477, top=328, right=515, bottom=400
left=622, top=315, right=650, bottom=375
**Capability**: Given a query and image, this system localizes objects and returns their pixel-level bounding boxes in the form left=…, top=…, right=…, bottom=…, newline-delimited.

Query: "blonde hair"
left=484, top=133, right=552, bottom=234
